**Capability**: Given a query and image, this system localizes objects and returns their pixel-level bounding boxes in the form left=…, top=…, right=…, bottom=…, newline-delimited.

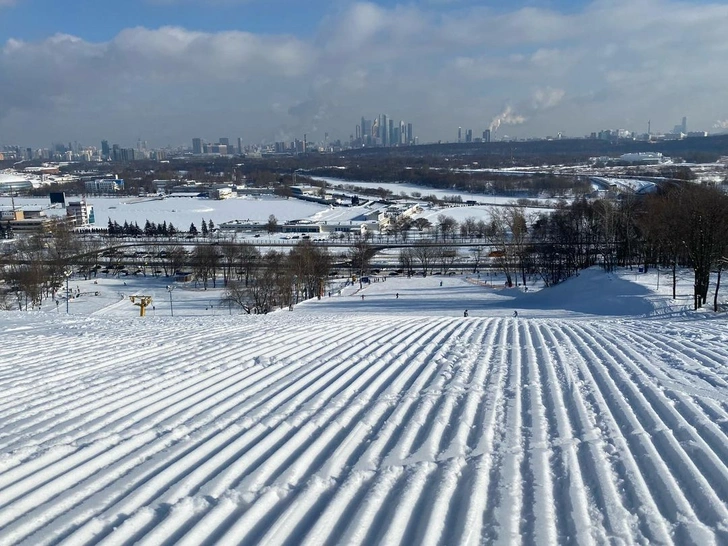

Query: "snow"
left=311, top=176, right=562, bottom=205
left=591, top=177, right=657, bottom=194
left=0, top=195, right=326, bottom=229
left=1, top=268, right=728, bottom=545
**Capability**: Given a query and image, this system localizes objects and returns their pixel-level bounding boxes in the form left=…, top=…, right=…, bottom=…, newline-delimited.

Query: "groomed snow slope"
left=1, top=275, right=728, bottom=545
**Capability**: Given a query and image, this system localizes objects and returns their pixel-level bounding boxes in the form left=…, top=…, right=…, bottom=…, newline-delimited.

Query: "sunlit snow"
left=1, top=268, right=727, bottom=545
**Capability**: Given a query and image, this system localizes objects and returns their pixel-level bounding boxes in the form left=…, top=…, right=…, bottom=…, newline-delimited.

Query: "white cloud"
left=2, top=0, right=728, bottom=146
left=531, top=87, right=565, bottom=111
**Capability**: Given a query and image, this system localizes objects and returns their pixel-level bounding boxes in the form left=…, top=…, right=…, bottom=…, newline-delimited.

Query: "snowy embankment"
left=1, top=272, right=728, bottom=545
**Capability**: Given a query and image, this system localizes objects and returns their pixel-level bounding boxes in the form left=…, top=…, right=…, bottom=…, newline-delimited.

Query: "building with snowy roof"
left=619, top=152, right=665, bottom=164
left=0, top=173, right=34, bottom=192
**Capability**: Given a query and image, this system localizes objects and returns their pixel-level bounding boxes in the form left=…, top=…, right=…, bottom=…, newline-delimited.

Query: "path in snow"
left=1, top=307, right=728, bottom=545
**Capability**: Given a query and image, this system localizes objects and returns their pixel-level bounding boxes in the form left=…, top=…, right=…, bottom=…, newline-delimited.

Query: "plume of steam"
left=489, top=105, right=526, bottom=133
left=488, top=88, right=564, bottom=135
left=713, top=120, right=728, bottom=130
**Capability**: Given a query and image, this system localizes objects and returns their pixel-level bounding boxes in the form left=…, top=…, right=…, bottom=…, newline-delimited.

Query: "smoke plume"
left=489, top=105, right=526, bottom=133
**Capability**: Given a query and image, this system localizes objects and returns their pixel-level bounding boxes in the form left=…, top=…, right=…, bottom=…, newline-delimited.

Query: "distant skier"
left=464, top=310, right=468, bottom=317
left=396, top=293, right=399, bottom=299
left=361, top=294, right=365, bottom=300
left=513, top=310, right=518, bottom=317
left=440, top=281, right=443, bottom=287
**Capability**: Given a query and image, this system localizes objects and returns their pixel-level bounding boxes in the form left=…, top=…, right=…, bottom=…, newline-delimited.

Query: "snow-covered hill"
left=1, top=271, right=727, bottom=545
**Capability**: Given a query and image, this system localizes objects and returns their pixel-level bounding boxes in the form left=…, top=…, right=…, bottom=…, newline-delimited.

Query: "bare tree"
left=676, top=185, right=728, bottom=309
left=163, top=245, right=187, bottom=277
left=191, top=244, right=219, bottom=289
left=471, top=245, right=485, bottom=273
left=413, top=241, right=437, bottom=276
left=488, top=209, right=516, bottom=287
left=220, top=280, right=252, bottom=313
left=440, top=245, right=458, bottom=274
left=220, top=242, right=239, bottom=286
left=460, top=216, right=478, bottom=239
left=236, top=243, right=260, bottom=286
left=411, top=217, right=432, bottom=233
left=288, top=240, right=331, bottom=300
left=398, top=247, right=415, bottom=276
left=348, top=236, right=377, bottom=285
left=76, top=239, right=103, bottom=280
left=437, top=214, right=458, bottom=241
left=247, top=251, right=285, bottom=313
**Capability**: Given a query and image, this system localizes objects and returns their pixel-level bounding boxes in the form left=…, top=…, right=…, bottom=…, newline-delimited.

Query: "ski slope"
left=1, top=272, right=728, bottom=545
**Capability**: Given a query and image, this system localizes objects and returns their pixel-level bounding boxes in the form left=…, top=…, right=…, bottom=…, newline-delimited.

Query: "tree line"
left=503, top=184, right=728, bottom=310
left=3, top=183, right=727, bottom=312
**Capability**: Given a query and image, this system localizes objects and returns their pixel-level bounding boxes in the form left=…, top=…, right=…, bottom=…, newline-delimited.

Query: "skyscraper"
left=219, top=138, right=230, bottom=146
left=101, top=140, right=110, bottom=159
left=380, top=114, right=389, bottom=146
left=192, top=138, right=203, bottom=155
left=483, top=130, right=491, bottom=143
left=237, top=137, right=243, bottom=155
left=458, top=127, right=462, bottom=143
left=465, top=129, right=473, bottom=143
left=407, top=123, right=413, bottom=145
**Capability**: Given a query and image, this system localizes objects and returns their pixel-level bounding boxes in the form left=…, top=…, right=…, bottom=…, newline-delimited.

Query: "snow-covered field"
left=310, top=176, right=561, bottom=206
left=0, top=196, right=326, bottom=229
left=1, top=270, right=728, bottom=545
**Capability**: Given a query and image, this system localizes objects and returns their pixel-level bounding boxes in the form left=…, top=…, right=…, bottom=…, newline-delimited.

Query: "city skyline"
left=1, top=0, right=728, bottom=148
left=0, top=111, right=714, bottom=162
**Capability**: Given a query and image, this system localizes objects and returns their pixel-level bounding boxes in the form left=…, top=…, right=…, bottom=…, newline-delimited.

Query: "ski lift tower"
left=129, top=295, right=153, bottom=317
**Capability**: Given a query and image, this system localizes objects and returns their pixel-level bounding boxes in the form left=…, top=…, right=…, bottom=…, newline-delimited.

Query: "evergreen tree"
left=201, top=219, right=209, bottom=237
left=107, top=218, right=115, bottom=235
left=160, top=221, right=168, bottom=237
left=168, top=223, right=177, bottom=236
left=189, top=222, right=198, bottom=236
left=208, top=219, right=215, bottom=232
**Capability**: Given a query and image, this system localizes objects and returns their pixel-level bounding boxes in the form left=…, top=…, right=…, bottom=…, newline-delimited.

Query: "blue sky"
left=0, top=0, right=587, bottom=42
left=1, top=0, right=727, bottom=148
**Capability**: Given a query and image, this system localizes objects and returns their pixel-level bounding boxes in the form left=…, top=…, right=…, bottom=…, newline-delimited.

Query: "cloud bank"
left=1, top=0, right=728, bottom=147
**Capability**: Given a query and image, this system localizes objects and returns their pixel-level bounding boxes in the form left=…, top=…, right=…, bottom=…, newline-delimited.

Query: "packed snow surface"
left=0, top=195, right=326, bottom=228
left=1, top=271, right=728, bottom=545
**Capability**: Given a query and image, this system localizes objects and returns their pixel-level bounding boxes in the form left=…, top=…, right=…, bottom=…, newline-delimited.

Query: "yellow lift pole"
left=129, top=295, right=153, bottom=317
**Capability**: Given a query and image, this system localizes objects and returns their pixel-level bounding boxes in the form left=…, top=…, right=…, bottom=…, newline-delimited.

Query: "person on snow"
left=464, top=310, right=469, bottom=317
